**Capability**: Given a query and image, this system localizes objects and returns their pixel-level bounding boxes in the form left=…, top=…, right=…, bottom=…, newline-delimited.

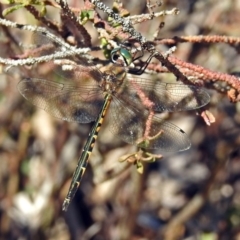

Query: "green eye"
left=119, top=48, right=132, bottom=66
left=111, top=47, right=133, bottom=66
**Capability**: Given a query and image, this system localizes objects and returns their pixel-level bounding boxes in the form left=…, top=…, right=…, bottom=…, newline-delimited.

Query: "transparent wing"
left=30, top=32, right=57, bottom=57
left=125, top=76, right=210, bottom=112
left=18, top=78, right=104, bottom=123
left=109, top=97, right=191, bottom=152
left=51, top=59, right=104, bottom=86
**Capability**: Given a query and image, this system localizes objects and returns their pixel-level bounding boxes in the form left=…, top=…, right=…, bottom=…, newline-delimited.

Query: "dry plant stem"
left=168, top=55, right=240, bottom=100
left=0, top=7, right=21, bottom=53
left=153, top=52, right=191, bottom=84
left=146, top=0, right=161, bottom=15
left=24, top=5, right=60, bottom=31
left=156, top=35, right=240, bottom=46
left=163, top=195, right=205, bottom=240
left=0, top=18, right=86, bottom=51
left=0, top=18, right=91, bottom=66
left=89, top=0, right=146, bottom=43
left=146, top=58, right=240, bottom=99
left=129, top=8, right=179, bottom=24
left=130, top=79, right=155, bottom=138
left=96, top=161, right=131, bottom=184
left=5, top=121, right=31, bottom=208
left=55, top=0, right=92, bottom=47
left=119, top=162, right=147, bottom=240
left=162, top=144, right=229, bottom=240
left=0, top=48, right=90, bottom=66
left=145, top=62, right=169, bottom=73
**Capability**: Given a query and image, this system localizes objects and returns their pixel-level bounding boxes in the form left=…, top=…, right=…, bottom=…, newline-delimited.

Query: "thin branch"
left=129, top=7, right=179, bottom=24
left=0, top=48, right=90, bottom=66
left=168, top=55, right=240, bottom=100
left=155, top=35, right=240, bottom=46
left=89, top=0, right=146, bottom=44
left=0, top=18, right=77, bottom=51
left=24, top=5, right=60, bottom=32
left=55, top=0, right=92, bottom=47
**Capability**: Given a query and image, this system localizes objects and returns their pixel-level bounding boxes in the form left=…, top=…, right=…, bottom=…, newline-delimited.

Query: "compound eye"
left=119, top=48, right=132, bottom=66
left=110, top=47, right=133, bottom=67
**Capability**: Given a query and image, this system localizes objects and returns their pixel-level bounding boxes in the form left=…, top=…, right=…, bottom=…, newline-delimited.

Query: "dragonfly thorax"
left=99, top=74, right=120, bottom=94
left=100, top=66, right=126, bottom=94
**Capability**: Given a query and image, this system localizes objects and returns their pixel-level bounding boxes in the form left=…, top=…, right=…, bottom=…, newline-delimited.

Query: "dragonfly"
left=17, top=36, right=210, bottom=211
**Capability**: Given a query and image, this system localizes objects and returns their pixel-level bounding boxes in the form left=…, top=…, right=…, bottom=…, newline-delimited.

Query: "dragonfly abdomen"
left=62, top=94, right=112, bottom=211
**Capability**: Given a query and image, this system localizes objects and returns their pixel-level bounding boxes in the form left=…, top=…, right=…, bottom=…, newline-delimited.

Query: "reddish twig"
left=155, top=35, right=240, bottom=47
left=168, top=55, right=240, bottom=101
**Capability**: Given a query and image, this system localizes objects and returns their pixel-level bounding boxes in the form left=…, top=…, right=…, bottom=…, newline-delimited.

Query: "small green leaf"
left=39, top=4, right=46, bottom=16
left=20, top=158, right=30, bottom=176
left=136, top=161, right=144, bottom=174
left=103, top=49, right=111, bottom=60
left=0, top=0, right=13, bottom=3
left=112, top=1, right=129, bottom=17
left=200, top=232, right=217, bottom=240
left=137, top=139, right=150, bottom=149
left=2, top=4, right=24, bottom=16
left=80, top=10, right=94, bottom=25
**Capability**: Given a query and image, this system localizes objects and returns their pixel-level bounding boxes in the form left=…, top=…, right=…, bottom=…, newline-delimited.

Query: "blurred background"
left=1, top=0, right=240, bottom=239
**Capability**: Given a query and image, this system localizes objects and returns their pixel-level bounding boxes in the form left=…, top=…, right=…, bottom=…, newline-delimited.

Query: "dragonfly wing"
left=18, top=78, right=103, bottom=123
left=127, top=77, right=210, bottom=112
left=141, top=115, right=191, bottom=151
left=110, top=98, right=191, bottom=152
left=30, top=32, right=57, bottom=57
left=50, top=59, right=104, bottom=87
